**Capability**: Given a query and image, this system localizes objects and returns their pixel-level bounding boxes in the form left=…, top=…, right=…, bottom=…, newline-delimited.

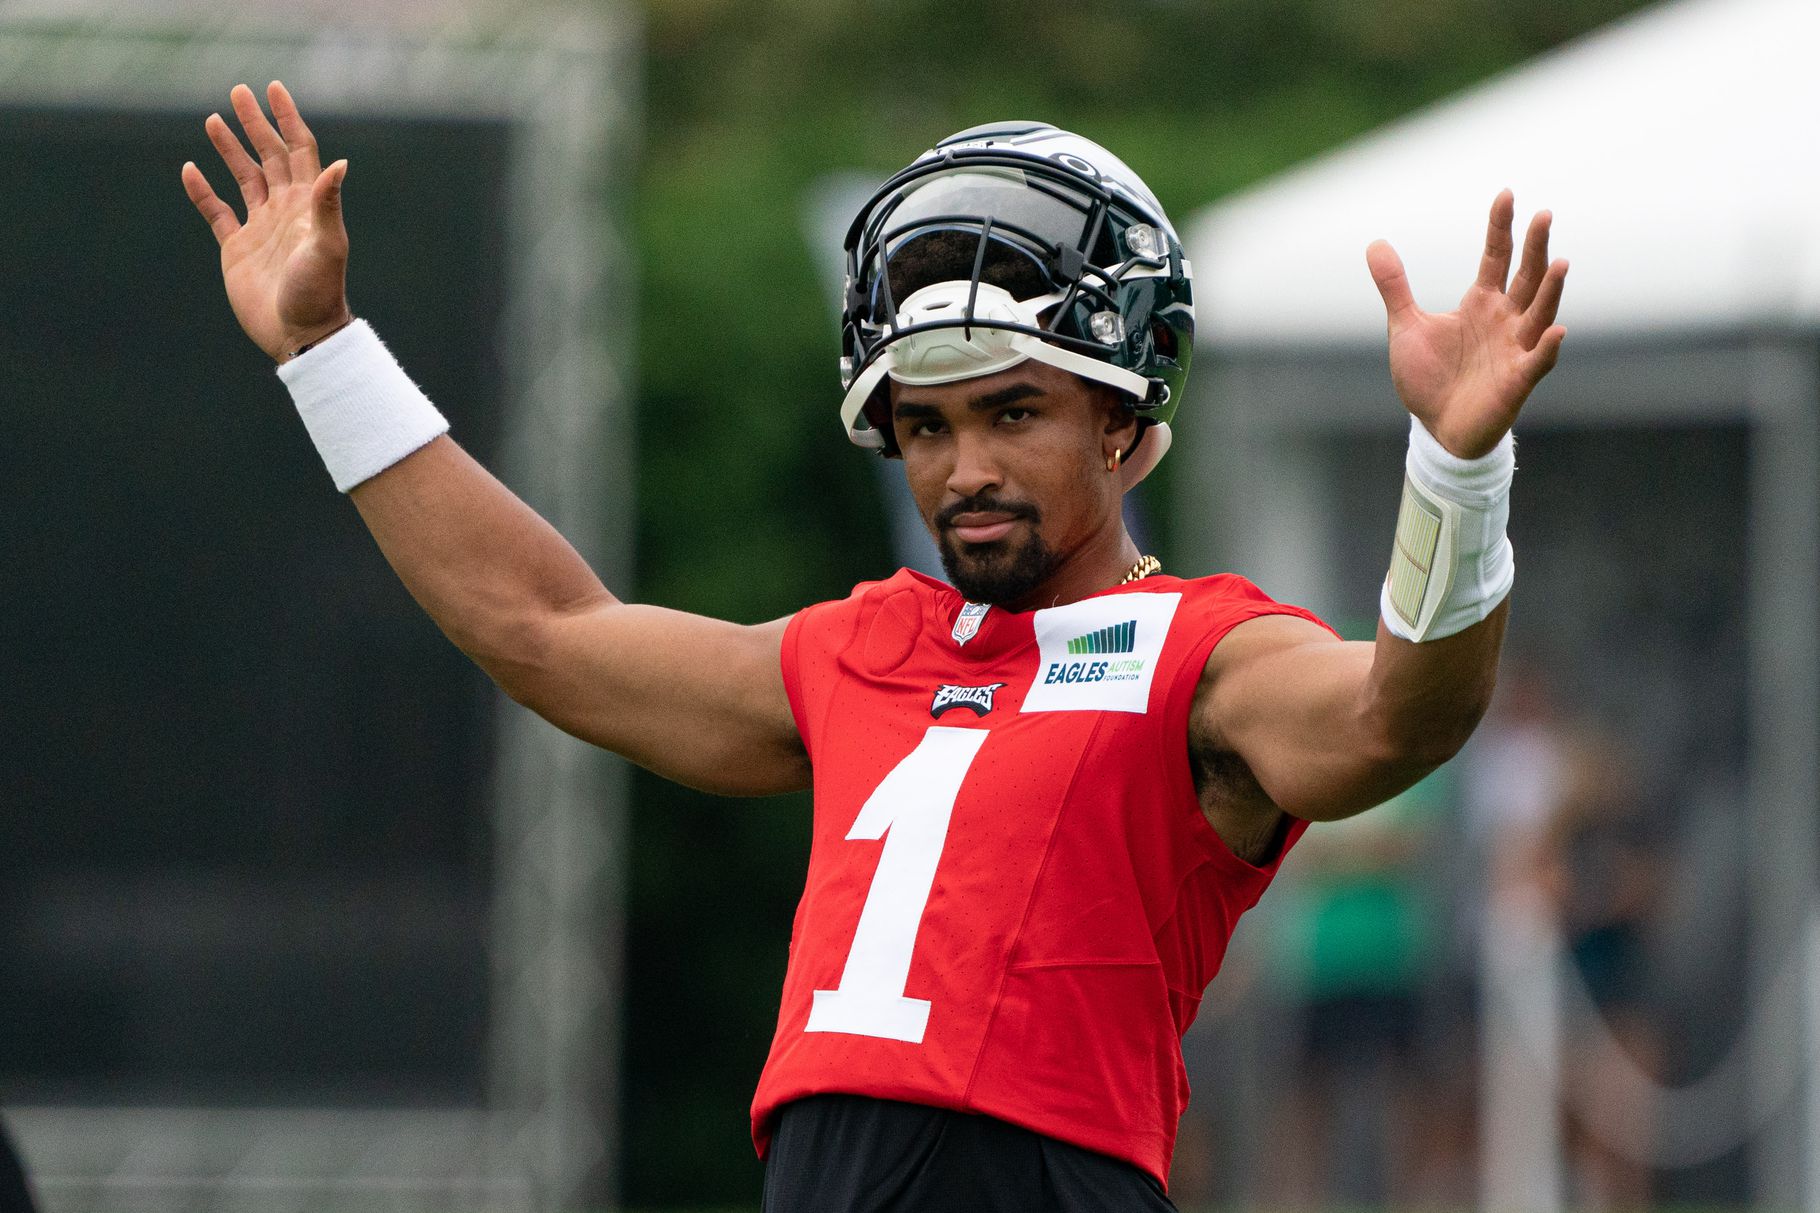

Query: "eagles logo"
left=930, top=683, right=1005, bottom=718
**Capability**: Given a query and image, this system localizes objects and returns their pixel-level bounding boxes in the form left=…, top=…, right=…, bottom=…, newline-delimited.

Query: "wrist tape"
left=275, top=319, right=449, bottom=492
left=1380, top=416, right=1515, bottom=642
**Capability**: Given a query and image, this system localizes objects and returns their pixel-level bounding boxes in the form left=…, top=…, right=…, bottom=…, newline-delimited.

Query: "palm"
left=1368, top=192, right=1568, bottom=459
left=182, top=82, right=351, bottom=362
left=217, top=180, right=342, bottom=354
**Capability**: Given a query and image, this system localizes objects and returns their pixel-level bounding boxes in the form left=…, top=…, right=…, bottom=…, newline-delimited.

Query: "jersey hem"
left=962, top=1094, right=1173, bottom=1189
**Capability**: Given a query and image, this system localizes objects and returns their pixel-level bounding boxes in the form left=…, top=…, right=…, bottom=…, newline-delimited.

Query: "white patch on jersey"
left=1020, top=592, right=1182, bottom=714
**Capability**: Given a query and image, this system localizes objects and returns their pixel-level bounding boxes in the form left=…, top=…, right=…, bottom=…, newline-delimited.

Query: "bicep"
left=515, top=602, right=810, bottom=796
left=1193, top=616, right=1427, bottom=821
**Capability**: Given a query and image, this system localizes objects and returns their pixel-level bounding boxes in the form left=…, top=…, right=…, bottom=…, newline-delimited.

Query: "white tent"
left=1190, top=0, right=1820, bottom=346
left=1180, top=2, right=1820, bottom=1209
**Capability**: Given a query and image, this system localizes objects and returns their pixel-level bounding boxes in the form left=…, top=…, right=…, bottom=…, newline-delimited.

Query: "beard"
left=934, top=496, right=1059, bottom=606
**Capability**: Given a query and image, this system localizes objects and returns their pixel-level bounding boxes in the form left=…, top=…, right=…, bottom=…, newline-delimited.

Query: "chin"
left=940, top=533, right=1059, bottom=606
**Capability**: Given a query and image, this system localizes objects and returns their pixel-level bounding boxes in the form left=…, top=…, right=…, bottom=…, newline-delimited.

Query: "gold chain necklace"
left=1120, top=554, right=1162, bottom=585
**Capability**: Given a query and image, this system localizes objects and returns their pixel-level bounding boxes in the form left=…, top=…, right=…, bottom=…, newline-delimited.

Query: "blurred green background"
left=623, top=1, right=1651, bottom=1204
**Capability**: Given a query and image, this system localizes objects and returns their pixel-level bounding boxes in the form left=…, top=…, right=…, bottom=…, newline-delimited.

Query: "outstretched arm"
left=1194, top=191, right=1566, bottom=822
left=184, top=82, right=808, bottom=796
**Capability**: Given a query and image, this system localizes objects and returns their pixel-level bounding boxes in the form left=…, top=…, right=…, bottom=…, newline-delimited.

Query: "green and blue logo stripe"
left=1065, top=620, right=1137, bottom=655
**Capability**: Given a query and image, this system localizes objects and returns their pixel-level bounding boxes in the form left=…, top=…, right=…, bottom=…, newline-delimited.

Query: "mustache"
left=935, top=495, right=1042, bottom=531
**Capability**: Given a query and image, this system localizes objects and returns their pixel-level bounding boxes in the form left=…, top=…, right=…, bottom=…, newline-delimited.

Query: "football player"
left=184, top=83, right=1565, bottom=1212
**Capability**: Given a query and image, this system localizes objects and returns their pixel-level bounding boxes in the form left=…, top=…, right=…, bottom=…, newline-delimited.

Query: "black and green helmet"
left=838, top=121, right=1194, bottom=486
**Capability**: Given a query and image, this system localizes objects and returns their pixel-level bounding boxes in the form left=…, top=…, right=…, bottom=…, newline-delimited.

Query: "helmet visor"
left=883, top=167, right=1094, bottom=256
left=862, top=166, right=1119, bottom=315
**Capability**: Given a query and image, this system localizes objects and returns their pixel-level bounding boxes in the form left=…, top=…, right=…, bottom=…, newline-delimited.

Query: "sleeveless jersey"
left=752, top=569, right=1328, bottom=1187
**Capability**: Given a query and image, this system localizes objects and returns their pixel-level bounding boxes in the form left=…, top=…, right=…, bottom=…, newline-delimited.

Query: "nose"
left=945, top=428, right=1003, bottom=500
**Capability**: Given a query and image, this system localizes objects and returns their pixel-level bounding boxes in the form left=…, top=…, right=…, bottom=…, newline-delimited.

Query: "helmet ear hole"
left=1150, top=319, right=1177, bottom=360
left=861, top=389, right=900, bottom=457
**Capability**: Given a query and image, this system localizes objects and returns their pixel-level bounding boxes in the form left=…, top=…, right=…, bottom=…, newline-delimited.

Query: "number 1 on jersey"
left=805, top=726, right=988, bottom=1043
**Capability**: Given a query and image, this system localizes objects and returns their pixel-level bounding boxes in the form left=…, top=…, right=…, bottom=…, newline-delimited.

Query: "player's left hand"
left=1367, top=191, right=1567, bottom=459
left=181, top=81, right=351, bottom=364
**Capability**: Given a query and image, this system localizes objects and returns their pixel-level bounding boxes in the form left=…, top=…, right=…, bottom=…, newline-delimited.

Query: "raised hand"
left=181, top=82, right=352, bottom=363
left=1367, top=191, right=1567, bottom=459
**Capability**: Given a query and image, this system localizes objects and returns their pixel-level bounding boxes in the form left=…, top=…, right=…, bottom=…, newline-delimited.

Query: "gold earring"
left=1108, top=448, right=1122, bottom=473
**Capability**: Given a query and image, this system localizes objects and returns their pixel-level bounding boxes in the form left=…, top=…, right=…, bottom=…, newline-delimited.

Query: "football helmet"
left=838, top=121, right=1194, bottom=487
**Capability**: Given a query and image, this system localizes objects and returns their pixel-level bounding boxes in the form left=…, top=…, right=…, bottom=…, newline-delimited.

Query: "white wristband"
left=275, top=319, right=449, bottom=492
left=1380, top=416, right=1515, bottom=641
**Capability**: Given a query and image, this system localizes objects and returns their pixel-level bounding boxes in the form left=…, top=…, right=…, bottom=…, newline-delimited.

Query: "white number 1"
left=804, top=726, right=988, bottom=1043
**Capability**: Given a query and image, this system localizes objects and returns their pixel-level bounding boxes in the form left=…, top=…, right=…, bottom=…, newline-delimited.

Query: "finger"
left=181, top=161, right=241, bottom=245
left=229, top=82, right=291, bottom=187
left=267, top=80, right=322, bottom=180
left=1475, top=189, right=1516, bottom=291
left=1507, top=210, right=1553, bottom=311
left=1519, top=259, right=1569, bottom=347
left=312, top=159, right=350, bottom=243
left=1521, top=324, right=1566, bottom=384
left=204, top=112, right=267, bottom=209
left=1366, top=239, right=1419, bottom=328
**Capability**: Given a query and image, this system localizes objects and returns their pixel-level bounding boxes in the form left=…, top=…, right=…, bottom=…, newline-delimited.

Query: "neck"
left=999, top=517, right=1141, bottom=613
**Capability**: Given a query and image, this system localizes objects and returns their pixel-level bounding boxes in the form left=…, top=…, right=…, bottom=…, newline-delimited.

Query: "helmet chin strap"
left=840, top=281, right=1167, bottom=488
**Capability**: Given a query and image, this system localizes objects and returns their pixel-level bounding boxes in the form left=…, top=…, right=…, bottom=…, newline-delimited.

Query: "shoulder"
left=793, top=568, right=936, bottom=634
left=782, top=570, right=950, bottom=750
left=1174, top=571, right=1279, bottom=604
left=1180, top=576, right=1350, bottom=743
left=1163, top=572, right=1336, bottom=648
left=1167, top=574, right=1343, bottom=726
left=1139, top=573, right=1335, bottom=744
left=786, top=568, right=948, bottom=669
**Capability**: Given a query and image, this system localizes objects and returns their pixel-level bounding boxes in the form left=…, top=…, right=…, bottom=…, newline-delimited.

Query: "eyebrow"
left=893, top=382, right=1047, bottom=420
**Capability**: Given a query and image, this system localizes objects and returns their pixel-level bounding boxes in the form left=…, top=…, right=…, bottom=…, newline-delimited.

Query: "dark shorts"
left=761, top=1095, right=1177, bottom=1213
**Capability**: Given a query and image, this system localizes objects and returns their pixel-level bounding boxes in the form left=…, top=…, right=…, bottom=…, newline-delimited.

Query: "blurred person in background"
left=1439, top=663, right=1581, bottom=1195
left=1263, top=775, right=1447, bottom=1209
left=1536, top=736, right=1665, bottom=1211
left=1465, top=665, right=1570, bottom=896
left=182, top=81, right=1566, bottom=1211
left=1466, top=678, right=1665, bottom=1210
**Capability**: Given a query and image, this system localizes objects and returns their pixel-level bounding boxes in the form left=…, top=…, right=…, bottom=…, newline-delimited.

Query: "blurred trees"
left=621, top=0, right=1650, bottom=1204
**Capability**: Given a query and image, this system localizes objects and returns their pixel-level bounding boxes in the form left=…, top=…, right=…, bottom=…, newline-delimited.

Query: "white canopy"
left=1188, top=0, right=1820, bottom=346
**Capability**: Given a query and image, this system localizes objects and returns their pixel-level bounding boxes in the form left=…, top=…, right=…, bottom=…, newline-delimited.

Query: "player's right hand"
left=182, top=81, right=352, bottom=363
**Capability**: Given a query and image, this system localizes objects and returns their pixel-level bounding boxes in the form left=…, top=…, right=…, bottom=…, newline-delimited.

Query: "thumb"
left=312, top=159, right=348, bottom=231
left=1366, top=239, right=1418, bottom=330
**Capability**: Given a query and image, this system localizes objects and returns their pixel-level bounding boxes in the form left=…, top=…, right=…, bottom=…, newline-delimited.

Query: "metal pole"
left=488, top=14, right=638, bottom=1211
left=1479, top=888, right=1563, bottom=1213
left=1807, top=911, right=1820, bottom=1213
left=1745, top=339, right=1820, bottom=1211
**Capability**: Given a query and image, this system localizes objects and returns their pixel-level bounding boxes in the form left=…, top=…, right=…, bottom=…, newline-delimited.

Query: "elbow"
left=1359, top=682, right=1492, bottom=776
left=452, top=609, right=567, bottom=710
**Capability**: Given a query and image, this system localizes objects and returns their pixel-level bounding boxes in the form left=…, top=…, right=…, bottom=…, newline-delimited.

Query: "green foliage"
left=621, top=0, right=1651, bottom=1205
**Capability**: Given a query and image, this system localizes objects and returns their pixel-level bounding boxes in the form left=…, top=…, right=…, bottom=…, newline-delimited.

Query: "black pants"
left=0, top=1118, right=37, bottom=1213
left=762, top=1095, right=1177, bottom=1213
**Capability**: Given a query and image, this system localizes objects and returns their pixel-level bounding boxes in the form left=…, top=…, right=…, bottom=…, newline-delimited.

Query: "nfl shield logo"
left=951, top=601, right=990, bottom=646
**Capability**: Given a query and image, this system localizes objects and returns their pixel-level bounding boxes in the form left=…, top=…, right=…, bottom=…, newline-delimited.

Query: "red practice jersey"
left=752, top=569, right=1327, bottom=1187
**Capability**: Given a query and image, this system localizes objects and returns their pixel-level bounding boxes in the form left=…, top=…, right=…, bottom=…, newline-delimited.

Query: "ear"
left=1100, top=390, right=1141, bottom=455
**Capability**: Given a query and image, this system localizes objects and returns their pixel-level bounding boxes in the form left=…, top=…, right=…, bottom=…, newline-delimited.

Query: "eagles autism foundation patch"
left=1021, top=592, right=1181, bottom=714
